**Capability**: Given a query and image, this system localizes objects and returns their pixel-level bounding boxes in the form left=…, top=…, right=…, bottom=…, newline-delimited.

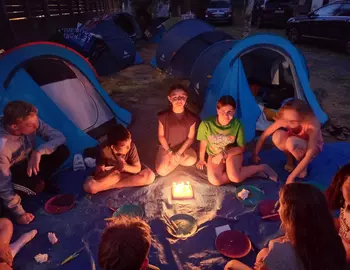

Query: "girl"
left=155, top=84, right=198, bottom=176
left=253, top=99, right=323, bottom=184
left=325, top=163, right=350, bottom=261
left=196, top=95, right=277, bottom=186
left=225, top=183, right=347, bottom=270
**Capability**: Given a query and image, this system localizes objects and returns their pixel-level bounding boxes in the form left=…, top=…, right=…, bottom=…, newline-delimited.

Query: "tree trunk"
left=242, top=0, right=255, bottom=38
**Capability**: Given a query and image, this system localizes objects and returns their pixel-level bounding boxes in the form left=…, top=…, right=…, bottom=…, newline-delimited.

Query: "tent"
left=166, top=31, right=233, bottom=78
left=145, top=17, right=181, bottom=43
left=0, top=42, right=132, bottom=163
left=152, top=19, right=215, bottom=71
left=82, top=12, right=142, bottom=41
left=52, top=22, right=143, bottom=76
left=191, top=34, right=327, bottom=143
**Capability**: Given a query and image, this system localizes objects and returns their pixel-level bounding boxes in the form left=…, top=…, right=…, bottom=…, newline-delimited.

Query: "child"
left=155, top=84, right=198, bottom=176
left=0, top=218, right=37, bottom=269
left=196, top=95, right=278, bottom=186
left=253, top=99, right=323, bottom=184
left=325, top=163, right=350, bottom=262
left=98, top=216, right=160, bottom=270
left=225, top=183, right=347, bottom=270
left=84, top=125, right=155, bottom=194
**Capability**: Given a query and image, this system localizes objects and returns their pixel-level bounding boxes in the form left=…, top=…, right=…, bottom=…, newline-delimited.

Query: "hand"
left=115, top=157, right=126, bottom=172
left=27, top=150, right=41, bottom=177
left=16, top=212, right=35, bottom=224
left=170, top=153, right=180, bottom=166
left=196, top=160, right=207, bottom=170
left=211, top=153, right=223, bottom=165
left=252, top=154, right=261, bottom=164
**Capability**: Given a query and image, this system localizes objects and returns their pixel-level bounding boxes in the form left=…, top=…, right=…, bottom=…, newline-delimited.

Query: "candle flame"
left=172, top=181, right=193, bottom=199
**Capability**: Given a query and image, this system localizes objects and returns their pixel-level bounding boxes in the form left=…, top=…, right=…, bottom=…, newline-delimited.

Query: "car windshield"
left=208, top=1, right=230, bottom=8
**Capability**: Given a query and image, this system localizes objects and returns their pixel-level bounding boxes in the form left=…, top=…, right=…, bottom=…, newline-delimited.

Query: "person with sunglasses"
left=253, top=99, right=323, bottom=184
left=155, top=84, right=198, bottom=176
left=196, top=95, right=277, bottom=186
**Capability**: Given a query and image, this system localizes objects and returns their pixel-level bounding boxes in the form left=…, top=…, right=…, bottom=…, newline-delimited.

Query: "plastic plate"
left=258, top=200, right=280, bottom=221
left=112, top=204, right=144, bottom=218
left=165, top=214, right=197, bottom=239
left=44, top=194, right=76, bottom=214
left=235, top=185, right=264, bottom=206
left=215, top=230, right=252, bottom=258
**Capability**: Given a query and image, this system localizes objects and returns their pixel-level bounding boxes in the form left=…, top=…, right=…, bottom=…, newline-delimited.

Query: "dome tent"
left=0, top=42, right=132, bottom=164
left=191, top=34, right=326, bottom=143
left=151, top=19, right=215, bottom=71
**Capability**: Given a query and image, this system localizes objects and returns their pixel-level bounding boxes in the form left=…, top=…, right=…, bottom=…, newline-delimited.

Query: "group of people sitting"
left=0, top=83, right=348, bottom=269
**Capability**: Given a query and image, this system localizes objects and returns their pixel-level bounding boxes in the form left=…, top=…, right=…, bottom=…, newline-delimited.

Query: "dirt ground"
left=100, top=26, right=350, bottom=163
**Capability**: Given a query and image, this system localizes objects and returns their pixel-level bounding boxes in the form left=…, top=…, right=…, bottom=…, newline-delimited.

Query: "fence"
left=0, top=0, right=120, bottom=48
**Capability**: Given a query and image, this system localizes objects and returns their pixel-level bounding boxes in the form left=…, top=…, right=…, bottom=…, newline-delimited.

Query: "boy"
left=98, top=216, right=160, bottom=270
left=0, top=101, right=69, bottom=224
left=84, top=124, right=155, bottom=194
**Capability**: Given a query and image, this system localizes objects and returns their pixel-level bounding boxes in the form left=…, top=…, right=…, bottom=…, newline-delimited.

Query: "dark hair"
left=107, top=124, right=131, bottom=146
left=168, top=84, right=188, bottom=96
left=326, top=163, right=350, bottom=210
left=279, top=183, right=347, bottom=270
left=217, top=95, right=236, bottom=110
left=3, top=101, right=38, bottom=126
left=276, top=99, right=314, bottom=121
left=98, top=216, right=152, bottom=270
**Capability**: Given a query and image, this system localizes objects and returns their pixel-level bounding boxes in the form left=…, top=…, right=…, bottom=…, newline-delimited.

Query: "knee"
left=224, top=260, right=241, bottom=270
left=143, top=169, right=156, bottom=185
left=272, top=130, right=286, bottom=149
left=285, top=137, right=298, bottom=153
left=83, top=178, right=98, bottom=194
left=181, top=155, right=197, bottom=167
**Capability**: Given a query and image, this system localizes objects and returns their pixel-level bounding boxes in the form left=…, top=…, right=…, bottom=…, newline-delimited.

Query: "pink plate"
left=215, top=230, right=252, bottom=259
left=44, top=194, right=76, bottom=214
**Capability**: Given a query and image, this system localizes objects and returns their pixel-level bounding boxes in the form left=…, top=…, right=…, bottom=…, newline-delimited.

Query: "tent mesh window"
left=24, top=57, right=115, bottom=134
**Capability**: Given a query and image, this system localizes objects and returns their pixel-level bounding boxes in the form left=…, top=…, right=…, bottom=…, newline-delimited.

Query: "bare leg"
left=207, top=156, right=230, bottom=186
left=156, top=147, right=197, bottom=176
left=226, top=154, right=278, bottom=183
left=0, top=219, right=13, bottom=245
left=84, top=169, right=155, bottom=194
left=224, top=260, right=252, bottom=270
left=179, top=148, right=197, bottom=167
left=10, top=230, right=37, bottom=258
left=285, top=136, right=308, bottom=178
left=155, top=147, right=177, bottom=176
left=272, top=130, right=295, bottom=172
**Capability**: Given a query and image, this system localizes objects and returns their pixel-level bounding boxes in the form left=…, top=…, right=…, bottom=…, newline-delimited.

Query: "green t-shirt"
left=197, top=116, right=245, bottom=156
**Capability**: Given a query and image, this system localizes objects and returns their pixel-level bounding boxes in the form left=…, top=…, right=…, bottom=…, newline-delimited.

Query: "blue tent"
left=166, top=31, right=233, bottom=78
left=194, top=34, right=327, bottom=143
left=152, top=19, right=214, bottom=71
left=0, top=42, right=132, bottom=164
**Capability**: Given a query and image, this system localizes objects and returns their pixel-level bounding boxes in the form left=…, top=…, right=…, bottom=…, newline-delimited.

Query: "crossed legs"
left=155, top=147, right=197, bottom=176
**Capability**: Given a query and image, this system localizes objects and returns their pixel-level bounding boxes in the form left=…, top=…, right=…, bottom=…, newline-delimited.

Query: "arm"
left=36, top=119, right=66, bottom=155
left=224, top=122, right=246, bottom=157
left=158, top=121, right=171, bottom=152
left=287, top=125, right=320, bottom=182
left=123, top=161, right=141, bottom=174
left=254, top=121, right=283, bottom=157
left=198, top=140, right=208, bottom=162
left=176, top=123, right=196, bottom=155
left=0, top=156, right=25, bottom=217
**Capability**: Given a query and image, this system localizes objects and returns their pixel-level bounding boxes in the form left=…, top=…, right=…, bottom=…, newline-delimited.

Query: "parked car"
left=286, top=1, right=350, bottom=53
left=205, top=0, right=233, bottom=24
left=252, top=0, right=297, bottom=28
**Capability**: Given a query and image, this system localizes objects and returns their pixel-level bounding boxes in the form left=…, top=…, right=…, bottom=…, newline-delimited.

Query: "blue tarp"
left=13, top=142, right=350, bottom=269
left=155, top=19, right=214, bottom=71
left=0, top=42, right=132, bottom=163
left=199, top=34, right=328, bottom=143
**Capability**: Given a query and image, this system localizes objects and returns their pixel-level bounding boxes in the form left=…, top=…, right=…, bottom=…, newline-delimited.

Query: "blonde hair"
left=275, top=99, right=314, bottom=121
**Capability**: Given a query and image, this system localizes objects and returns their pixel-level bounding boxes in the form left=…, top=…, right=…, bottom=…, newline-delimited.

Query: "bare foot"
left=263, top=165, right=279, bottom=182
left=10, top=229, right=38, bottom=258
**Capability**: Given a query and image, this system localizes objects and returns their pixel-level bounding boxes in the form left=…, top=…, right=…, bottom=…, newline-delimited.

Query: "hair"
left=98, top=216, right=152, bottom=270
left=279, top=183, right=347, bottom=270
left=217, top=95, right=236, bottom=110
left=2, top=101, right=38, bottom=126
left=168, top=83, right=188, bottom=96
left=106, top=124, right=131, bottom=147
left=275, top=99, right=314, bottom=121
left=325, top=163, right=350, bottom=210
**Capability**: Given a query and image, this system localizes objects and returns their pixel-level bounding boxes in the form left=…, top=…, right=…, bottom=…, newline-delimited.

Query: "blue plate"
left=235, top=185, right=264, bottom=206
left=112, top=204, right=144, bottom=218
